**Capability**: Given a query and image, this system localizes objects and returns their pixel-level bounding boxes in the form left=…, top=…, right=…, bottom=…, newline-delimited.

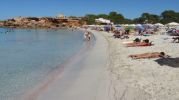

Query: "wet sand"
left=23, top=30, right=179, bottom=100
left=24, top=30, right=111, bottom=100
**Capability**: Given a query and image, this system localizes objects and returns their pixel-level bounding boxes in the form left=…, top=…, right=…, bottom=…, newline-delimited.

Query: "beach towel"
left=126, top=43, right=152, bottom=47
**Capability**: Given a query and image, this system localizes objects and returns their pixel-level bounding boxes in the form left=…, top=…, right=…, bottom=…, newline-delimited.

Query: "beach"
left=23, top=30, right=111, bottom=100
left=0, top=0, right=178, bottom=99
left=100, top=31, right=179, bottom=100
left=23, top=30, right=179, bottom=100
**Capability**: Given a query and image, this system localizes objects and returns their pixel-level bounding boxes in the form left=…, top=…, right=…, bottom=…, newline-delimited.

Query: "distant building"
left=57, top=14, right=66, bottom=19
left=95, top=18, right=112, bottom=25
left=56, top=15, right=87, bottom=27
left=13, top=17, right=25, bottom=22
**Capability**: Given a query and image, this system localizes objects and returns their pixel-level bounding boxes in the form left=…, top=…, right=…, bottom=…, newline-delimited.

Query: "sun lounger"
left=125, top=38, right=153, bottom=47
left=126, top=42, right=153, bottom=47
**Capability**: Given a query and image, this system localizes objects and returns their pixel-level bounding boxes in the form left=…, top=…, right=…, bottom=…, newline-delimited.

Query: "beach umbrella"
left=167, top=22, right=179, bottom=26
left=114, top=25, right=123, bottom=31
left=136, top=26, right=144, bottom=30
left=95, top=18, right=111, bottom=24
left=143, top=24, right=154, bottom=29
left=176, top=26, right=179, bottom=30
left=154, top=23, right=164, bottom=27
left=136, top=24, right=144, bottom=30
left=128, top=24, right=136, bottom=28
left=128, top=24, right=136, bottom=27
left=115, top=25, right=122, bottom=27
left=123, top=24, right=129, bottom=27
left=136, top=24, right=142, bottom=26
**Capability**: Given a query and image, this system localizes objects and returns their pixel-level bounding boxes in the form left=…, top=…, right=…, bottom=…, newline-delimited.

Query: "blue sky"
left=0, top=0, right=178, bottom=20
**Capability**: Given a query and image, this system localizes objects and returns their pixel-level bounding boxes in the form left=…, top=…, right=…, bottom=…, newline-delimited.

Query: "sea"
left=0, top=28, right=85, bottom=100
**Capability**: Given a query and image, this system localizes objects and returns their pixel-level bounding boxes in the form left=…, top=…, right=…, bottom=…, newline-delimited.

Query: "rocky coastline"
left=0, top=17, right=86, bottom=29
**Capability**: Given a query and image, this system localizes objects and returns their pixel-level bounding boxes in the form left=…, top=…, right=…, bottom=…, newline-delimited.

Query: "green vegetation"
left=85, top=14, right=98, bottom=25
left=84, top=10, right=179, bottom=24
left=161, top=10, right=179, bottom=24
left=133, top=13, right=160, bottom=24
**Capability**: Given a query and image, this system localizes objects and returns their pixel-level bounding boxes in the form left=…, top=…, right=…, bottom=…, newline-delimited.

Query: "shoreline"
left=22, top=29, right=111, bottom=100
left=0, top=28, right=90, bottom=100
left=0, top=26, right=78, bottom=31
left=5, top=28, right=179, bottom=100
left=21, top=29, right=94, bottom=100
left=23, top=41, right=94, bottom=100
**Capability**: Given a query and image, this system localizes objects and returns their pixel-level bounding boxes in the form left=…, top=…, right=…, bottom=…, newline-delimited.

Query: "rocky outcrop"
left=0, top=17, right=87, bottom=29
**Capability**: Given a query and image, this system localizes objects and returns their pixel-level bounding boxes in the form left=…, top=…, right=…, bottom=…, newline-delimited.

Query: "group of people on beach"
left=83, top=25, right=179, bottom=60
left=123, top=37, right=168, bottom=59
left=113, top=29, right=130, bottom=39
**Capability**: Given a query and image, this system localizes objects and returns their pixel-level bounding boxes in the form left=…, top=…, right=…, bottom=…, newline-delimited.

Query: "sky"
left=0, top=0, right=178, bottom=20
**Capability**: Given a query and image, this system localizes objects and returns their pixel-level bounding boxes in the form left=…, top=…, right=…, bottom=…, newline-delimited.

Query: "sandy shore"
left=24, top=30, right=111, bottom=100
left=100, top=31, right=179, bottom=100
left=24, top=30, right=179, bottom=100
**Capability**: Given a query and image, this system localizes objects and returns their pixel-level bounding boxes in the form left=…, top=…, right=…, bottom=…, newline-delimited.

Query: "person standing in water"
left=84, top=31, right=88, bottom=40
left=87, top=31, right=91, bottom=41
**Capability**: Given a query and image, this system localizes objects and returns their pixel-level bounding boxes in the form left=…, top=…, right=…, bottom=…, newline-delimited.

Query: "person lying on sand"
left=122, top=38, right=141, bottom=44
left=172, top=36, right=179, bottom=43
left=126, top=39, right=153, bottom=47
left=133, top=38, right=141, bottom=42
left=129, top=52, right=167, bottom=59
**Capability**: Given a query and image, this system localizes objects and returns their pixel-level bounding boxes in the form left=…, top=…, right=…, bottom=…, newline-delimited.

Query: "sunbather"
left=124, top=38, right=140, bottom=45
left=126, top=39, right=153, bottom=47
left=134, top=38, right=141, bottom=42
left=172, top=36, right=179, bottom=43
left=113, top=31, right=121, bottom=38
left=129, top=52, right=166, bottom=59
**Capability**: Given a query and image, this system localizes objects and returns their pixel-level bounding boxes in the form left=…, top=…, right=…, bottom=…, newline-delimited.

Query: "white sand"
left=100, top=31, right=179, bottom=100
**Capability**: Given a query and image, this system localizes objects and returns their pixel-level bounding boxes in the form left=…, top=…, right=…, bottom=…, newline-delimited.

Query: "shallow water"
left=0, top=28, right=84, bottom=100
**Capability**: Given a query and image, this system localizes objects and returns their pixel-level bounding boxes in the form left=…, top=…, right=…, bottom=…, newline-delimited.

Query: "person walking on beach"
left=84, top=31, right=91, bottom=41
left=84, top=31, right=88, bottom=40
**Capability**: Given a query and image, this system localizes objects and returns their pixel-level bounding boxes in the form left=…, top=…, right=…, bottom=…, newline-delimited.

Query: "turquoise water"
left=0, top=28, right=84, bottom=99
